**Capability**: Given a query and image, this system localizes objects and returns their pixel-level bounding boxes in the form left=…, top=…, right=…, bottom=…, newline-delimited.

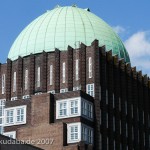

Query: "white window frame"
left=58, top=101, right=67, bottom=117
left=37, top=67, right=40, bottom=87
left=50, top=65, right=53, bottom=85
left=0, top=99, right=6, bottom=134
left=25, top=69, right=28, bottom=90
left=16, top=107, right=25, bottom=123
left=70, top=100, right=78, bottom=115
left=86, top=83, right=95, bottom=97
left=56, top=97, right=93, bottom=120
left=3, top=131, right=16, bottom=139
left=75, top=59, right=79, bottom=81
left=67, top=122, right=81, bottom=143
left=4, top=105, right=27, bottom=126
left=13, top=72, right=16, bottom=92
left=2, top=74, right=5, bottom=94
left=56, top=97, right=81, bottom=119
left=60, top=88, right=68, bottom=93
left=67, top=122, right=94, bottom=144
left=62, top=62, right=66, bottom=83
left=5, top=109, right=14, bottom=124
left=88, top=57, right=92, bottom=78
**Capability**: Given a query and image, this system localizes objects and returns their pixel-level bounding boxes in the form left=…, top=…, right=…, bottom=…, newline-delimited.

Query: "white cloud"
left=124, top=31, right=150, bottom=76
left=112, top=25, right=125, bottom=34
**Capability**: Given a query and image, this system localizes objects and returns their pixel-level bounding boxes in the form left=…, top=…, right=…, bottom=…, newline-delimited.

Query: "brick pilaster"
left=80, top=43, right=86, bottom=92
left=67, top=46, right=73, bottom=91
left=29, top=54, right=35, bottom=95
left=100, top=46, right=107, bottom=150
left=55, top=49, right=60, bottom=93
left=137, top=71, right=144, bottom=150
left=6, top=59, right=12, bottom=100
left=41, top=51, right=47, bottom=93
left=17, top=57, right=23, bottom=99
left=106, top=50, right=114, bottom=150
left=132, top=67, right=139, bottom=150
left=92, top=40, right=101, bottom=150
left=119, top=59, right=127, bottom=150
left=113, top=55, right=121, bottom=150
left=126, top=63, right=133, bottom=150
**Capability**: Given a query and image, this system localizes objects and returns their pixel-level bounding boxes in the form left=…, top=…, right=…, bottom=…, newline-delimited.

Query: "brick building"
left=0, top=5, right=150, bottom=150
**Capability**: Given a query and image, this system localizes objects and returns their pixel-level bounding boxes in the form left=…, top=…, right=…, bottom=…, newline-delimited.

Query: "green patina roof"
left=8, top=6, right=130, bottom=62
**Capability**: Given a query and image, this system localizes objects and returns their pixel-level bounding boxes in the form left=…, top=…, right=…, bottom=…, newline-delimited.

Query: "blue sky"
left=0, top=0, right=150, bottom=75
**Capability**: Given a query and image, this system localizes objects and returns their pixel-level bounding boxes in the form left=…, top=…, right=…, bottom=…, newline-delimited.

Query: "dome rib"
left=76, top=8, right=86, bottom=45
left=82, top=9, right=96, bottom=39
left=64, top=7, right=68, bottom=50
left=43, top=8, right=60, bottom=50
left=33, top=11, right=52, bottom=54
left=71, top=7, right=77, bottom=48
left=53, top=7, right=64, bottom=49
left=25, top=15, right=45, bottom=56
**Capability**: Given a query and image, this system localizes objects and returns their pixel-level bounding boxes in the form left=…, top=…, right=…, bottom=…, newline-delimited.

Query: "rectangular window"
left=87, top=103, right=93, bottom=118
left=81, top=100, right=93, bottom=119
left=6, top=110, right=14, bottom=124
left=67, top=123, right=80, bottom=143
left=113, top=94, right=115, bottom=108
left=5, top=105, right=26, bottom=126
left=16, top=108, right=24, bottom=122
left=2, top=74, right=5, bottom=94
left=106, top=90, right=108, bottom=104
left=37, top=67, right=40, bottom=87
left=82, top=101, right=87, bottom=116
left=89, top=57, right=92, bottom=78
left=67, top=123, right=93, bottom=144
left=62, top=62, right=65, bottom=83
left=70, top=100, right=78, bottom=115
left=25, top=69, right=28, bottom=90
left=0, top=99, right=5, bottom=134
left=13, top=72, right=16, bottom=92
left=59, top=102, right=67, bottom=117
left=56, top=98, right=93, bottom=120
left=87, top=128, right=93, bottom=144
left=50, top=65, right=53, bottom=85
left=76, top=59, right=79, bottom=80
left=82, top=126, right=87, bottom=142
left=119, top=97, right=121, bottom=111
left=86, top=84, right=94, bottom=97
left=70, top=126, right=78, bottom=140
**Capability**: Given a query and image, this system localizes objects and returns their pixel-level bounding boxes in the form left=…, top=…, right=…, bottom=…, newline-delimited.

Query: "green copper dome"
left=8, top=6, right=130, bottom=62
